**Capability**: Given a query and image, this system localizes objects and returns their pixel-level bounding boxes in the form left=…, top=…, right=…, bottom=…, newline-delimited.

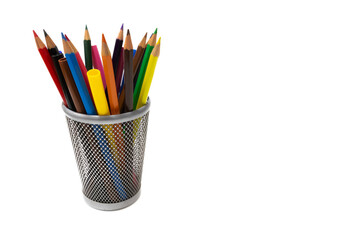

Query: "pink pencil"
left=91, top=45, right=107, bottom=90
left=65, top=35, right=94, bottom=103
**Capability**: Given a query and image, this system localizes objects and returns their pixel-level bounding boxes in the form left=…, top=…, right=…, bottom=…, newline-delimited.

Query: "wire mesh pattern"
left=65, top=112, right=149, bottom=204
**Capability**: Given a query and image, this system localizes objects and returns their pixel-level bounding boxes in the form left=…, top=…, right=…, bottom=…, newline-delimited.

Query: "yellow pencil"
left=136, top=37, right=161, bottom=109
left=87, top=69, right=110, bottom=115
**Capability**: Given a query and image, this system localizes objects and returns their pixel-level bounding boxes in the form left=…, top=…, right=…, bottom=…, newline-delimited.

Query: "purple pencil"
left=112, top=24, right=124, bottom=78
left=115, top=47, right=124, bottom=95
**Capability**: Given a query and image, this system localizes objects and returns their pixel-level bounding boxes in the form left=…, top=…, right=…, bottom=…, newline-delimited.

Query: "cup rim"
left=62, top=97, right=151, bottom=124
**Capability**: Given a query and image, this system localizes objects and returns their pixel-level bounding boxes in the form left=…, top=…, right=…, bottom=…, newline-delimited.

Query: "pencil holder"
left=62, top=99, right=151, bottom=211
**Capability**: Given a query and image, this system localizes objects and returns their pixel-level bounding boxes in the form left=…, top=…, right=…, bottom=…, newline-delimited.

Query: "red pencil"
left=33, top=30, right=66, bottom=104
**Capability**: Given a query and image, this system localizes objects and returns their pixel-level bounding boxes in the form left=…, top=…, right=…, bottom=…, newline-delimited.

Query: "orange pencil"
left=101, top=34, right=120, bottom=115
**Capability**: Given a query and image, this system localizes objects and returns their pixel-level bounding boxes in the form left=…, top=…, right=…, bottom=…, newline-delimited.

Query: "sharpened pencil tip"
left=102, top=34, right=106, bottom=43
left=43, top=29, right=48, bottom=37
left=33, top=30, right=38, bottom=38
left=61, top=32, right=66, bottom=41
left=65, top=34, right=70, bottom=41
left=121, top=23, right=124, bottom=30
left=127, top=29, right=130, bottom=35
left=157, top=37, right=161, bottom=44
left=154, top=28, right=158, bottom=34
left=85, top=25, right=88, bottom=30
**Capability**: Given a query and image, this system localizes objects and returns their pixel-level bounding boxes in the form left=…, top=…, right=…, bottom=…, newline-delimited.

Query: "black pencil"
left=44, top=29, right=59, bottom=56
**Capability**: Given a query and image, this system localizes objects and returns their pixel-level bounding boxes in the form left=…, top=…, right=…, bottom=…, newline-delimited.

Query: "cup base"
left=83, top=190, right=141, bottom=211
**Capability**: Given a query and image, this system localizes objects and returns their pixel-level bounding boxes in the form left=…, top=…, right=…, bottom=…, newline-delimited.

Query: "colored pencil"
left=101, top=34, right=120, bottom=115
left=133, top=52, right=144, bottom=91
left=33, top=30, right=66, bottom=104
left=137, top=37, right=161, bottom=109
left=51, top=53, right=75, bottom=111
left=118, top=87, right=125, bottom=112
left=84, top=25, right=92, bottom=71
left=62, top=33, right=96, bottom=115
left=66, top=34, right=94, bottom=104
left=43, top=30, right=75, bottom=110
left=132, top=33, right=147, bottom=88
left=43, top=29, right=60, bottom=56
left=91, top=45, right=107, bottom=90
left=115, top=47, right=124, bottom=95
left=112, top=24, right=124, bottom=77
left=59, top=58, right=86, bottom=114
left=123, top=30, right=134, bottom=113
left=133, top=30, right=157, bottom=109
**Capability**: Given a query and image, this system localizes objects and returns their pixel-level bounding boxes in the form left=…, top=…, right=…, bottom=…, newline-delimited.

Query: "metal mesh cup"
left=62, top=99, right=151, bottom=211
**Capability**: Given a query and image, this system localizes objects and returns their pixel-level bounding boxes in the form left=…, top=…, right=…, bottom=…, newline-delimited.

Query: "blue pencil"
left=62, top=33, right=96, bottom=115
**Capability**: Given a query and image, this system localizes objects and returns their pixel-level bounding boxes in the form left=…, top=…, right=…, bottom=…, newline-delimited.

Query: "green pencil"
left=84, top=25, right=92, bottom=71
left=133, top=29, right=157, bottom=109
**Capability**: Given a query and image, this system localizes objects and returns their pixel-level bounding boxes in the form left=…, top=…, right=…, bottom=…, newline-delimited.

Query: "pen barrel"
left=62, top=98, right=151, bottom=211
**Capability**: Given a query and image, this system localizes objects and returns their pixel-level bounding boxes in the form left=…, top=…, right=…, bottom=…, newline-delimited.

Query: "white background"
left=0, top=0, right=359, bottom=239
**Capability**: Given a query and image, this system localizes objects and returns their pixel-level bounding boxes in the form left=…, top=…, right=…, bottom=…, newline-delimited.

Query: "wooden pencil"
left=59, top=58, right=86, bottom=114
left=84, top=25, right=92, bottom=71
left=62, top=33, right=96, bottom=115
left=101, top=34, right=120, bottom=115
left=33, top=30, right=66, bottom=104
left=123, top=30, right=134, bottom=113
left=42, top=30, right=75, bottom=109
left=133, top=31, right=157, bottom=109
left=43, top=29, right=59, bottom=56
left=51, top=53, right=76, bottom=111
left=112, top=24, right=124, bottom=77
left=137, top=37, right=161, bottom=109
left=66, top=35, right=94, bottom=104
left=115, top=48, right=124, bottom=94
left=132, top=33, right=147, bottom=88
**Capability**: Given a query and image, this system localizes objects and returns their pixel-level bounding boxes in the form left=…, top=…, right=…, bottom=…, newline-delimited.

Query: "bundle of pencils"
left=34, top=25, right=161, bottom=115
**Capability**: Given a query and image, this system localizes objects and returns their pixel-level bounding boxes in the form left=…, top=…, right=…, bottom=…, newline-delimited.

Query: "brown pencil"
left=59, top=58, right=86, bottom=114
left=123, top=29, right=134, bottom=113
left=132, top=33, right=147, bottom=87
